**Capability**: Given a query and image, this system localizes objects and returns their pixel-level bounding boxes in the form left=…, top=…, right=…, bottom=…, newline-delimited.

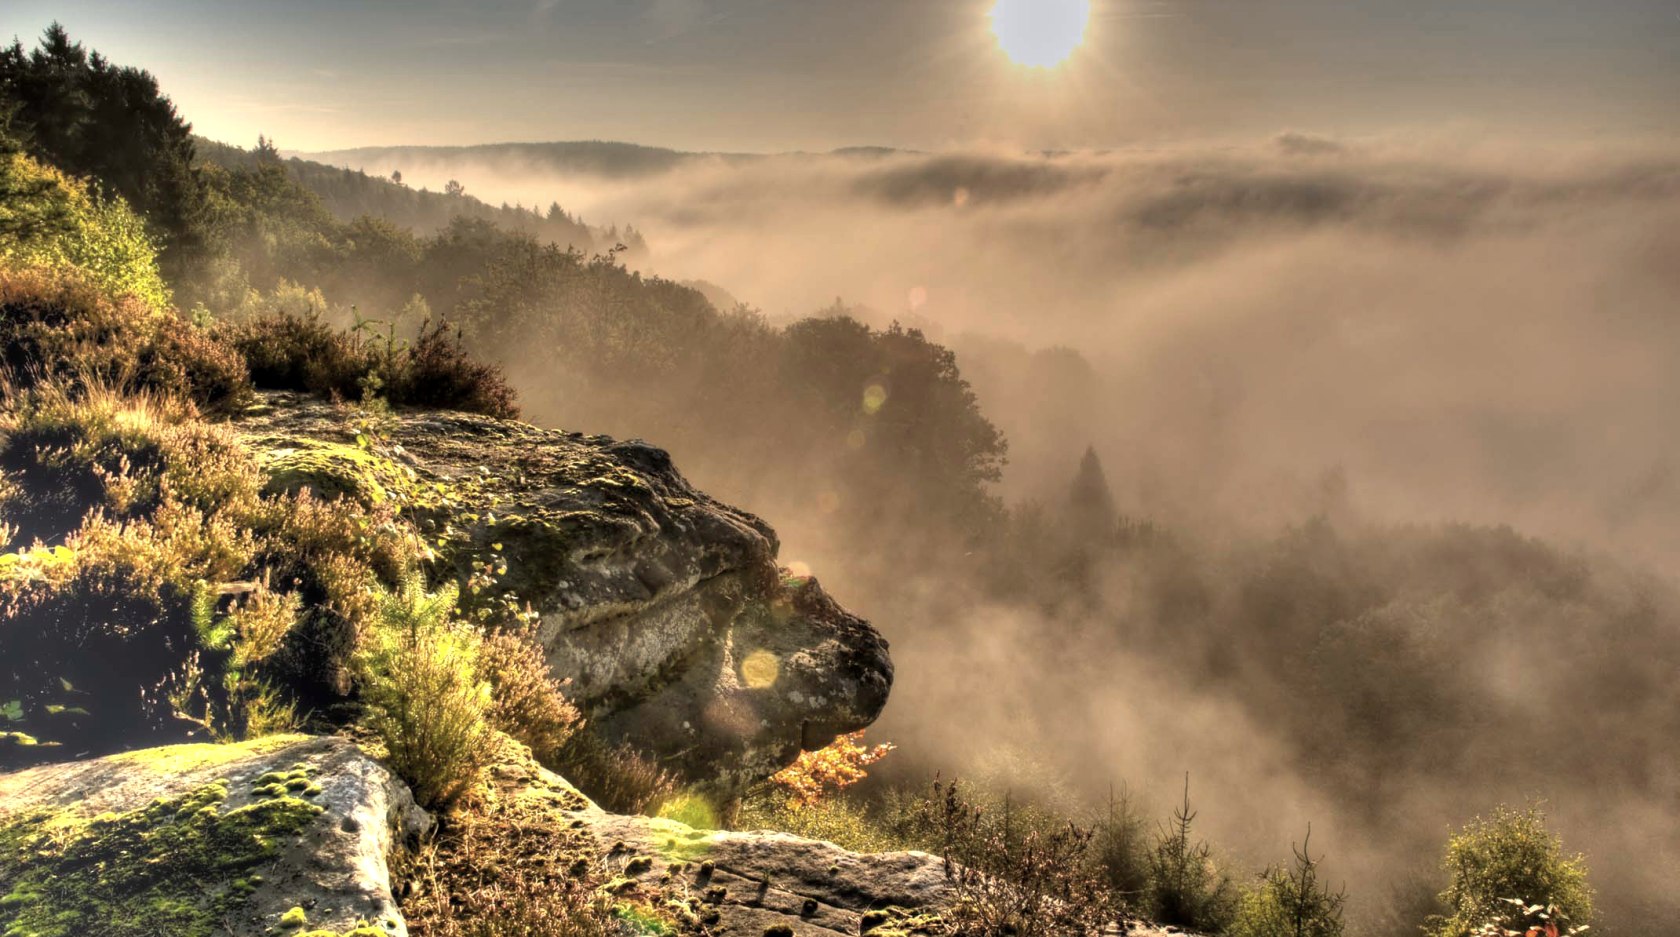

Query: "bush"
left=1427, top=804, right=1594, bottom=937
left=224, top=303, right=519, bottom=419
left=477, top=626, right=582, bottom=764
left=0, top=383, right=260, bottom=543
left=384, top=319, right=519, bottom=420
left=0, top=267, right=249, bottom=414
left=355, top=575, right=497, bottom=809
left=1230, top=829, right=1345, bottom=937
left=554, top=732, right=680, bottom=816
left=922, top=779, right=1120, bottom=937
left=0, top=151, right=171, bottom=310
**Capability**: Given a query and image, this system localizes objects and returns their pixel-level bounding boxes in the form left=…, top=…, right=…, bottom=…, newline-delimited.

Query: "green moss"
left=859, top=908, right=943, bottom=936
left=279, top=906, right=307, bottom=928
left=256, top=438, right=432, bottom=508
left=0, top=778, right=325, bottom=937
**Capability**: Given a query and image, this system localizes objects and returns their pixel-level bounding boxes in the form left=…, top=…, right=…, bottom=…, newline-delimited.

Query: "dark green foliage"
left=197, top=139, right=603, bottom=255
left=0, top=24, right=209, bottom=278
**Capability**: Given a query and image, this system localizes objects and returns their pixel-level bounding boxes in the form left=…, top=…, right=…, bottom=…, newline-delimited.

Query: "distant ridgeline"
left=196, top=138, right=644, bottom=257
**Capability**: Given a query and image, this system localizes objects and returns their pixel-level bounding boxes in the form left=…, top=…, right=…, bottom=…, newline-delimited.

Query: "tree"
left=1428, top=804, right=1594, bottom=937
left=0, top=24, right=209, bottom=277
left=390, top=169, right=403, bottom=186
left=1231, top=827, right=1346, bottom=937
left=1069, top=445, right=1118, bottom=537
left=1149, top=775, right=1238, bottom=932
left=445, top=178, right=465, bottom=198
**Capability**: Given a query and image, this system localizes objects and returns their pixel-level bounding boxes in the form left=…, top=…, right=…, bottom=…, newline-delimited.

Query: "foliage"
left=399, top=743, right=625, bottom=937
left=223, top=302, right=518, bottom=418
left=734, top=788, right=910, bottom=854
left=554, top=732, right=680, bottom=817
left=1230, top=829, right=1345, bottom=937
left=1148, top=777, right=1238, bottom=933
left=767, top=730, right=894, bottom=806
left=1469, top=900, right=1590, bottom=937
left=0, top=151, right=171, bottom=309
left=922, top=779, right=1119, bottom=937
left=354, top=576, right=496, bottom=809
left=0, top=264, right=248, bottom=412
left=1427, top=804, right=1594, bottom=937
left=1088, top=785, right=1152, bottom=910
left=476, top=625, right=583, bottom=765
left=0, top=24, right=209, bottom=280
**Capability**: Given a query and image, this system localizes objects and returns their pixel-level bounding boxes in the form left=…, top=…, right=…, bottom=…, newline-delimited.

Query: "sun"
left=990, top=0, right=1091, bottom=69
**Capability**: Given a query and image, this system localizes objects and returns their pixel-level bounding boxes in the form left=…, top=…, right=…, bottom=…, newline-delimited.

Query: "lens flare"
left=990, top=0, right=1091, bottom=69
left=740, top=649, right=781, bottom=688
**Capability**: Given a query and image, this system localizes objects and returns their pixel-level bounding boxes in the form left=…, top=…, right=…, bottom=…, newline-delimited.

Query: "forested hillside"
left=2, top=21, right=1674, bottom=937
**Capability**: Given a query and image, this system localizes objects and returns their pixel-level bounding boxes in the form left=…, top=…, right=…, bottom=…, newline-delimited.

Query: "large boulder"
left=237, top=394, right=893, bottom=795
left=0, top=734, right=429, bottom=937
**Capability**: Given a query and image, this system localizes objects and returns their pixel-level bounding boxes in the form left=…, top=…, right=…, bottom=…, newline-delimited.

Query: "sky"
left=4, top=0, right=1677, bottom=152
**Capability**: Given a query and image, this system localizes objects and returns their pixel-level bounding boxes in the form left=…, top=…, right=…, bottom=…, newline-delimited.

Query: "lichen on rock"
left=236, top=393, right=894, bottom=797
left=0, top=735, right=427, bottom=937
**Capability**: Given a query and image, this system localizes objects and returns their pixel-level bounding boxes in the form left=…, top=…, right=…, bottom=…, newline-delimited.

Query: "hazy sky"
left=6, top=1, right=1677, bottom=152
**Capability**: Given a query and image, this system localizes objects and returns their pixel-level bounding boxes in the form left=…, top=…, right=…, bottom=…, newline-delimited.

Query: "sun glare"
left=990, top=0, right=1091, bottom=69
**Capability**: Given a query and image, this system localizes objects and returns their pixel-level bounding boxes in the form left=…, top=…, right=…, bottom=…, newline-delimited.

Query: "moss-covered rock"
left=236, top=394, right=893, bottom=797
left=0, top=736, right=429, bottom=937
left=253, top=438, right=433, bottom=508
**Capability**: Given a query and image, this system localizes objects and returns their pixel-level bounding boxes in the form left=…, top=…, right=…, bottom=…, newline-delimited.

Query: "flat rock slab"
left=0, top=735, right=429, bottom=937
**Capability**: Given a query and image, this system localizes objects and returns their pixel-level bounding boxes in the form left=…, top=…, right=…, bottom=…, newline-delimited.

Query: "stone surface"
left=237, top=394, right=893, bottom=795
left=0, top=734, right=429, bottom=937
left=481, top=743, right=1186, bottom=937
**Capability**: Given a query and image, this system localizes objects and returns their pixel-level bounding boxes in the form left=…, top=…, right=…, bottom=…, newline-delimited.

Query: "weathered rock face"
left=238, top=394, right=893, bottom=794
left=0, top=735, right=429, bottom=937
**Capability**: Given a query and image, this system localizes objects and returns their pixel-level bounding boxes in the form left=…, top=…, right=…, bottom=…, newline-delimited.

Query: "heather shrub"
left=477, top=626, right=582, bottom=764
left=224, top=301, right=518, bottom=418
left=555, top=732, right=680, bottom=816
left=0, top=267, right=249, bottom=413
left=922, top=778, right=1120, bottom=937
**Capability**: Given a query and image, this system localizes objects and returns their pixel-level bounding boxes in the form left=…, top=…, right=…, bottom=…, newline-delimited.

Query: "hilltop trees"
left=0, top=24, right=207, bottom=277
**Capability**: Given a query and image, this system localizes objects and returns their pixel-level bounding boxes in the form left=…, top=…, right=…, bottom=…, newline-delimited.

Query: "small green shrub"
left=1231, top=829, right=1345, bottom=937
left=734, top=788, right=908, bottom=854
left=1427, top=804, right=1594, bottom=937
left=1148, top=777, right=1239, bottom=933
left=1088, top=785, right=1152, bottom=910
left=356, top=575, right=496, bottom=809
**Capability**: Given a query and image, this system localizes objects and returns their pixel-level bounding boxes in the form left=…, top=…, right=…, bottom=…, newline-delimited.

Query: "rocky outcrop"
left=0, top=734, right=429, bottom=937
left=238, top=394, right=893, bottom=796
